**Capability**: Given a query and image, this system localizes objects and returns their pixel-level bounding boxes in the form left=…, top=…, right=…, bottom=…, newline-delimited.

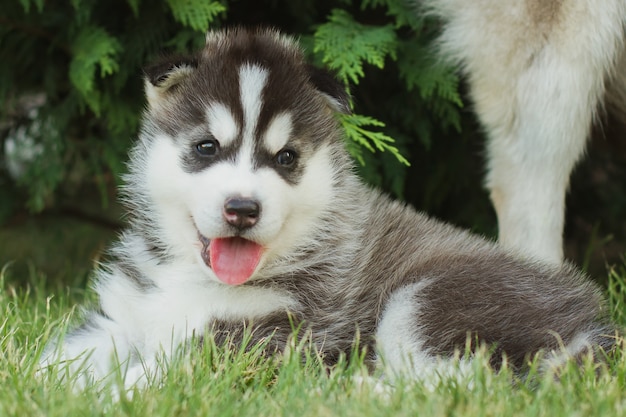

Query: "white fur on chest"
left=97, top=261, right=297, bottom=353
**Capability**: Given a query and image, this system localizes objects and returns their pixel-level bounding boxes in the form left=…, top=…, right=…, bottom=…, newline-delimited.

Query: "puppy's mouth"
left=199, top=233, right=264, bottom=286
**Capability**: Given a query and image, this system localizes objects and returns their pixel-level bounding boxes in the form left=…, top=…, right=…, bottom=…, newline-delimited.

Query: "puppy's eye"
left=276, top=149, right=297, bottom=166
left=195, top=139, right=220, bottom=156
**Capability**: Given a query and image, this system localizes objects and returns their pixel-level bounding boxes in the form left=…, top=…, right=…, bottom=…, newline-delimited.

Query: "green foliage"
left=18, top=0, right=44, bottom=13
left=314, top=9, right=397, bottom=86
left=0, top=0, right=463, bottom=220
left=69, top=26, right=122, bottom=115
left=165, top=0, right=226, bottom=31
left=397, top=40, right=463, bottom=133
left=310, top=0, right=463, bottom=196
left=340, top=114, right=408, bottom=166
left=312, top=7, right=414, bottom=170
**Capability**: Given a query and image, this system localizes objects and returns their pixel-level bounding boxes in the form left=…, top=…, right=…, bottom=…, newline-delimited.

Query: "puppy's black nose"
left=223, top=198, right=260, bottom=229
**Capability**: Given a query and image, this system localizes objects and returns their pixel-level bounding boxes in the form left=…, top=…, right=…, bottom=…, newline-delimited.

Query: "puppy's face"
left=130, top=29, right=349, bottom=285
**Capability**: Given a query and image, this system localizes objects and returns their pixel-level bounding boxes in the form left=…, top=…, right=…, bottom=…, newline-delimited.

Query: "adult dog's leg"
left=482, top=40, right=608, bottom=263
left=424, top=0, right=626, bottom=263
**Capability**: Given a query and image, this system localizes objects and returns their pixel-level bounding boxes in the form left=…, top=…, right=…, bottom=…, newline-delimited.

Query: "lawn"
left=2, top=263, right=626, bottom=417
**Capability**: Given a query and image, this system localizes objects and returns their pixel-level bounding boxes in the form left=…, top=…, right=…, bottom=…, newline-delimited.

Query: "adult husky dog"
left=420, top=0, right=626, bottom=264
left=41, top=28, right=614, bottom=388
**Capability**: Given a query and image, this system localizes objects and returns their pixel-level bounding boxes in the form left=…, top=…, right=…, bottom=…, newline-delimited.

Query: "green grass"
left=3, top=264, right=626, bottom=417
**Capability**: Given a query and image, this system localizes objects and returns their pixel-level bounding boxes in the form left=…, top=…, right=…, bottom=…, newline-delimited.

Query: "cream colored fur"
left=422, top=0, right=626, bottom=263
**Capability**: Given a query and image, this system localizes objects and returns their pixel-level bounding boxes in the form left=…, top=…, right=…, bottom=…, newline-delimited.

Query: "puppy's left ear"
left=143, top=54, right=198, bottom=109
left=307, top=65, right=352, bottom=115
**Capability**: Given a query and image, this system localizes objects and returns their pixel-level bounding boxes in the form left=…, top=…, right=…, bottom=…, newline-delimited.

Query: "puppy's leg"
left=40, top=310, right=151, bottom=390
left=376, top=281, right=460, bottom=388
left=425, top=0, right=626, bottom=262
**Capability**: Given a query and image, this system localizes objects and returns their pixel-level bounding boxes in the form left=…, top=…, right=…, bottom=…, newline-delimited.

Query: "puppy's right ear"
left=306, top=65, right=352, bottom=115
left=143, top=55, right=198, bottom=109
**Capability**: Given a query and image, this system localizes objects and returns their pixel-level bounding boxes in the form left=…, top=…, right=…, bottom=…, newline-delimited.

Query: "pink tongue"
left=209, top=237, right=263, bottom=285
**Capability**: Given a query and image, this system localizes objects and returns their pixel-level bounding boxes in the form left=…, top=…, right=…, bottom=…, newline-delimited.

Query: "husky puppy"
left=41, top=28, right=614, bottom=388
left=418, top=0, right=626, bottom=264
